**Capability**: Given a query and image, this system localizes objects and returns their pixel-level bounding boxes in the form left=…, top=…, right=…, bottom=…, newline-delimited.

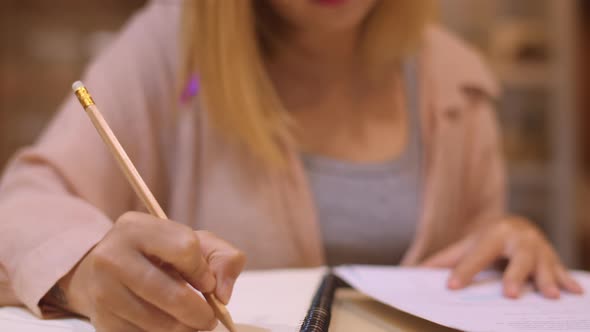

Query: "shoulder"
left=130, top=0, right=183, bottom=30
left=118, top=0, right=182, bottom=59
left=419, top=24, right=500, bottom=109
left=94, top=0, right=182, bottom=69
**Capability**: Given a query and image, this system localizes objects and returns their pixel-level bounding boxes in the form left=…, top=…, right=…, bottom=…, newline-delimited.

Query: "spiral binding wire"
left=299, top=273, right=342, bottom=332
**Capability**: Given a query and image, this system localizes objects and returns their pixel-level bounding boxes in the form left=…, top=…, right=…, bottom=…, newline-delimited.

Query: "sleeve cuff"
left=12, top=220, right=112, bottom=317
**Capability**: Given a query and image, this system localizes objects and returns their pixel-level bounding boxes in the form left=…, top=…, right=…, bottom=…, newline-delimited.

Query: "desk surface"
left=330, top=289, right=458, bottom=332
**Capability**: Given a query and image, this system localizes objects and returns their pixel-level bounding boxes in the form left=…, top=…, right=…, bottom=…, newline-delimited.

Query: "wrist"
left=41, top=263, right=89, bottom=318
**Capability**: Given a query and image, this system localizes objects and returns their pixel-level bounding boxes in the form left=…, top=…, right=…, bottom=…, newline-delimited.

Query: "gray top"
left=302, top=62, right=422, bottom=266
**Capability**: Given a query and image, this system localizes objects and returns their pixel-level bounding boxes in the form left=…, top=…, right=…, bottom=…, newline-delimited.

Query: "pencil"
left=72, top=80, right=237, bottom=332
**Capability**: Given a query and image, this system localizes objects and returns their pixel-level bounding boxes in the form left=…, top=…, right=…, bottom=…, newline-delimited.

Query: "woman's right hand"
left=52, top=211, right=246, bottom=332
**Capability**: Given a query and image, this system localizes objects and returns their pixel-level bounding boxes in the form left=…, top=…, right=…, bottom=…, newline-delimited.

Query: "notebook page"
left=0, top=306, right=94, bottom=332
left=335, top=265, right=590, bottom=332
left=217, top=267, right=326, bottom=331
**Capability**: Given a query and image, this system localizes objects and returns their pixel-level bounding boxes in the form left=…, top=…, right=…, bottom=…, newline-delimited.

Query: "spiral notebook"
left=299, top=272, right=346, bottom=332
left=223, top=266, right=590, bottom=332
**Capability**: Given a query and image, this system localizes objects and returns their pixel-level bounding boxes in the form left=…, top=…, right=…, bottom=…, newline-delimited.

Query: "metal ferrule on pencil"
left=73, top=82, right=95, bottom=109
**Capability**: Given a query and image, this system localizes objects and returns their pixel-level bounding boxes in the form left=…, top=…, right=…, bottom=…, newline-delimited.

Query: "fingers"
left=434, top=217, right=584, bottom=300
left=555, top=265, right=584, bottom=294
left=215, top=273, right=239, bottom=305
left=92, top=274, right=195, bottom=332
left=534, top=260, right=560, bottom=299
left=448, top=234, right=504, bottom=290
left=92, top=309, right=144, bottom=332
left=502, top=250, right=536, bottom=298
left=87, top=213, right=244, bottom=332
left=108, top=251, right=217, bottom=330
left=421, top=238, right=470, bottom=268
left=118, top=212, right=216, bottom=293
left=198, top=231, right=247, bottom=304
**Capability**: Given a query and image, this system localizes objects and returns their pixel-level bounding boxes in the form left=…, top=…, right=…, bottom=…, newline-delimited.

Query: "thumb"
left=196, top=231, right=246, bottom=304
left=421, top=237, right=471, bottom=268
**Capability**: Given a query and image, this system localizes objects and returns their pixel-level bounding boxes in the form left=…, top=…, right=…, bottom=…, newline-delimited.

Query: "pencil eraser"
left=72, top=81, right=85, bottom=91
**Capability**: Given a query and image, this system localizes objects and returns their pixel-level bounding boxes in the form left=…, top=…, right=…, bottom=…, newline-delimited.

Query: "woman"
left=0, top=0, right=583, bottom=331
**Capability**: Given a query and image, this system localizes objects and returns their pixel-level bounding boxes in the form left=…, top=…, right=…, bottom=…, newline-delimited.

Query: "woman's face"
left=267, top=0, right=378, bottom=35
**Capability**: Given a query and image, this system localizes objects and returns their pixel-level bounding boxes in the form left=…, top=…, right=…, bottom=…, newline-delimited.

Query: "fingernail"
left=218, top=278, right=235, bottom=304
left=200, top=271, right=216, bottom=293
left=571, top=282, right=584, bottom=294
left=506, top=284, right=520, bottom=298
left=547, top=286, right=560, bottom=299
left=448, top=277, right=462, bottom=289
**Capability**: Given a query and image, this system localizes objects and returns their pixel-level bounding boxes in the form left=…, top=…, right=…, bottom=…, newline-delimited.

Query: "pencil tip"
left=221, top=311, right=237, bottom=332
left=203, top=293, right=237, bottom=332
left=226, top=321, right=237, bottom=332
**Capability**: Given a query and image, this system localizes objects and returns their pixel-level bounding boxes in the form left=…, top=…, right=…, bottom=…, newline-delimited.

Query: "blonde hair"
left=181, top=0, right=433, bottom=165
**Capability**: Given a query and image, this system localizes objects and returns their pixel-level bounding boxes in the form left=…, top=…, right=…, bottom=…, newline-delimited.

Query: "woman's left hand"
left=421, top=216, right=583, bottom=299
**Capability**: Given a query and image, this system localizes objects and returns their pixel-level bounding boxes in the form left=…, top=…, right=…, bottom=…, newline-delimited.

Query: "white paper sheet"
left=0, top=306, right=94, bottom=332
left=218, top=267, right=326, bottom=331
left=335, top=265, right=590, bottom=332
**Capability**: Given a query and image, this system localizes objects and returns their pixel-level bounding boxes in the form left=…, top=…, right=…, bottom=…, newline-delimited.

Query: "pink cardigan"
left=0, top=2, right=505, bottom=316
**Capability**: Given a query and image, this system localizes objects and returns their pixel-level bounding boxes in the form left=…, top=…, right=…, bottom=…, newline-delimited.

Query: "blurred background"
left=0, top=0, right=588, bottom=269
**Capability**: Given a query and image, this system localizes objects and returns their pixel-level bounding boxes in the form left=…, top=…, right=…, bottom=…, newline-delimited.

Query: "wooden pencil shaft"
left=79, top=100, right=235, bottom=332
left=84, top=105, right=167, bottom=219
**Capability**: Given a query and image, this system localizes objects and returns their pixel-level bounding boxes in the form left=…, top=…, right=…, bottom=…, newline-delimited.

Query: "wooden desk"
left=331, top=289, right=458, bottom=332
